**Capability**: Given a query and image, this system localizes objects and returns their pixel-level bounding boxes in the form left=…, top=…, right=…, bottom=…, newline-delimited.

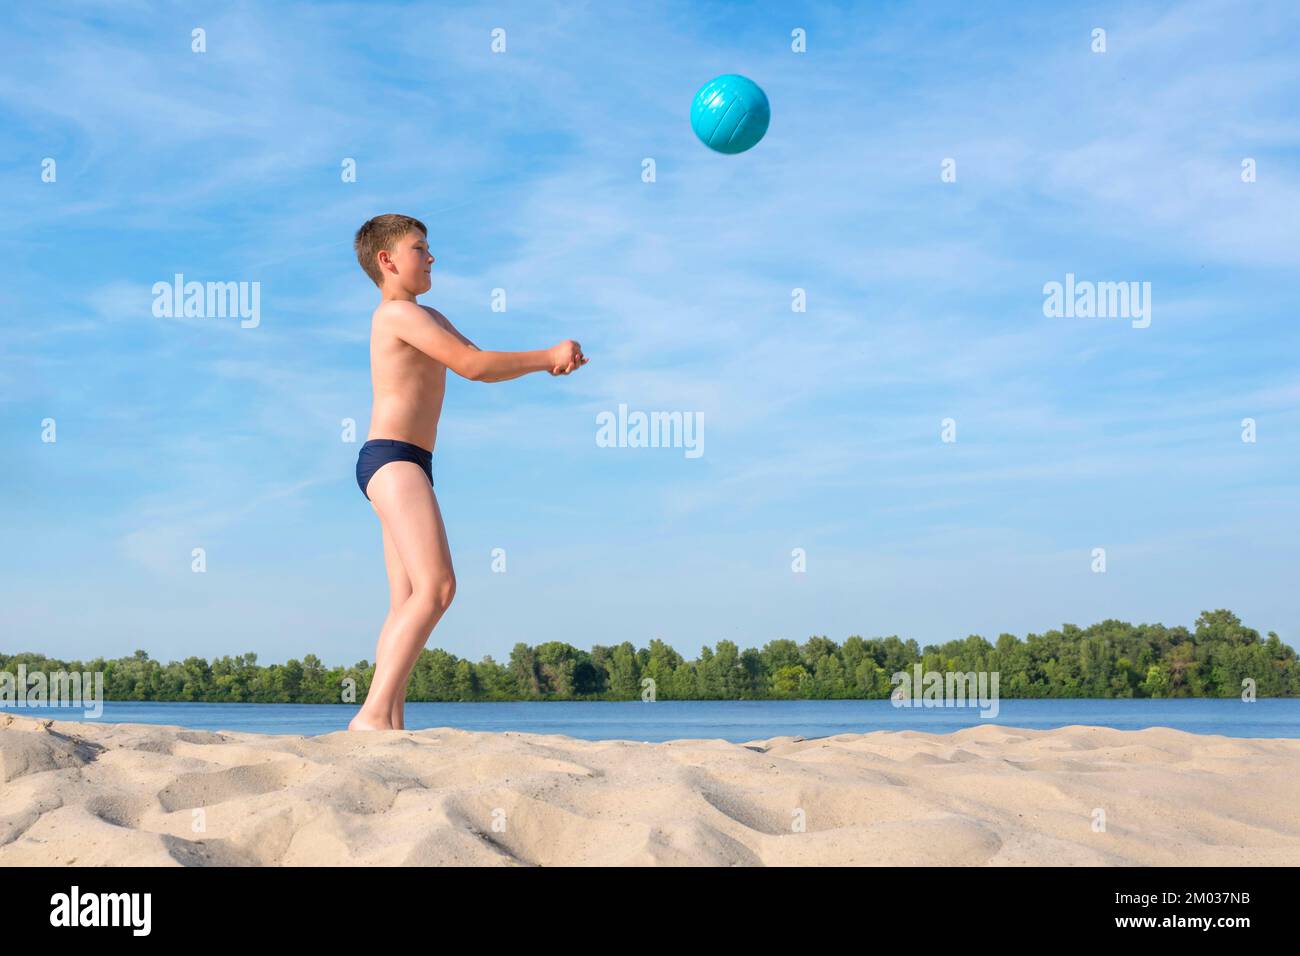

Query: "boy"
left=348, top=213, right=587, bottom=731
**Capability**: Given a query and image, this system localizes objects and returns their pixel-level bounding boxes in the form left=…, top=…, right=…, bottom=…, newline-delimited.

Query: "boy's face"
left=382, top=230, right=434, bottom=293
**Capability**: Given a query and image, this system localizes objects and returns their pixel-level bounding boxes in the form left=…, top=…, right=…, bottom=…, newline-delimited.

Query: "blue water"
left=6, top=698, right=1299, bottom=741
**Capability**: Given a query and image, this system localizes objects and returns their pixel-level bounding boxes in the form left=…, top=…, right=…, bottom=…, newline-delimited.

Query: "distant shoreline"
left=5, top=609, right=1297, bottom=704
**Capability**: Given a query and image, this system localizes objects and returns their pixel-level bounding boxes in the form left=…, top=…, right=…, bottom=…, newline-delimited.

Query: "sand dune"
left=3, top=712, right=1298, bottom=866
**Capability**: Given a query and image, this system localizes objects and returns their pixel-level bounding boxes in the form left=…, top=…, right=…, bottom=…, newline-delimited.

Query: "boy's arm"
left=385, top=301, right=555, bottom=382
left=421, top=304, right=587, bottom=380
left=423, top=306, right=532, bottom=382
left=422, top=305, right=479, bottom=350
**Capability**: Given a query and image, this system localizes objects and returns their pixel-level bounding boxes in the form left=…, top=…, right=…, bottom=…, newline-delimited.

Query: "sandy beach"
left=3, top=712, right=1299, bottom=866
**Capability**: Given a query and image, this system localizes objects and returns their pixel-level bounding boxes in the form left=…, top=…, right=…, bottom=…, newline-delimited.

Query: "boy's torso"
left=366, top=303, right=447, bottom=452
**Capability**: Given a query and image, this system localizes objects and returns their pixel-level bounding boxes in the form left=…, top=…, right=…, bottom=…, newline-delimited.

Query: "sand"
left=2, top=711, right=1299, bottom=866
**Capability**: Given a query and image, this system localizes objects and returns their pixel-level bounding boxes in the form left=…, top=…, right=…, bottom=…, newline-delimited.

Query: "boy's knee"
left=434, top=575, right=456, bottom=611
left=412, top=575, right=456, bottom=615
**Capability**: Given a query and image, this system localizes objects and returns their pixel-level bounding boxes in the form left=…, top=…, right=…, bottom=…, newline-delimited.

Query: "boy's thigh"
left=365, top=462, right=452, bottom=581
left=373, top=506, right=412, bottom=602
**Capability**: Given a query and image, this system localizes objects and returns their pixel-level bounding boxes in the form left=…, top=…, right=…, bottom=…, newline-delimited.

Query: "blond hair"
left=353, top=213, right=427, bottom=288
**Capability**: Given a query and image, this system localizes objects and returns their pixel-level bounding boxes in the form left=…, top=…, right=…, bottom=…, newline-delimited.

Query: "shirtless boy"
left=348, top=213, right=587, bottom=732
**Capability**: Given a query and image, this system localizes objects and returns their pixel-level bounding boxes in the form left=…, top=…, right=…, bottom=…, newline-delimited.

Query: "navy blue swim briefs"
left=356, top=438, right=433, bottom=501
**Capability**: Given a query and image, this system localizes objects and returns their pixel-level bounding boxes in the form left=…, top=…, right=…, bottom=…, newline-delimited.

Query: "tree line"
left=2, top=609, right=1296, bottom=703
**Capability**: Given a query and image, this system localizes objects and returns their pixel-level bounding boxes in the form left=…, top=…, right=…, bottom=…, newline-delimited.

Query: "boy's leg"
left=381, top=471, right=456, bottom=725
left=373, top=508, right=413, bottom=729
left=367, top=612, right=415, bottom=729
left=349, top=461, right=455, bottom=731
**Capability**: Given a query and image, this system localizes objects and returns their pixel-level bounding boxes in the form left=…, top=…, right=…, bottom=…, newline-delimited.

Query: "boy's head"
left=354, top=213, right=432, bottom=292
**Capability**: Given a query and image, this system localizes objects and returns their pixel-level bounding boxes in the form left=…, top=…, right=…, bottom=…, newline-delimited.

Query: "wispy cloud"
left=2, top=0, right=1297, bottom=663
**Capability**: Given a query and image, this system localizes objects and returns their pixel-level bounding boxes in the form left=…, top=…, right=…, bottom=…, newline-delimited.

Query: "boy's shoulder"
left=373, top=300, right=444, bottom=319
left=372, top=298, right=426, bottom=325
left=372, top=302, right=460, bottom=341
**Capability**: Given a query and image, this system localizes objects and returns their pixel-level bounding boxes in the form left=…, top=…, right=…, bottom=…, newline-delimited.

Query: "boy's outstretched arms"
left=426, top=305, right=587, bottom=379
left=421, top=305, right=481, bottom=350
left=381, top=300, right=587, bottom=382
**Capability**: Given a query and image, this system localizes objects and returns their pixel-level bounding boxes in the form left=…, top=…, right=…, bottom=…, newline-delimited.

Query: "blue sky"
left=2, top=0, right=1298, bottom=667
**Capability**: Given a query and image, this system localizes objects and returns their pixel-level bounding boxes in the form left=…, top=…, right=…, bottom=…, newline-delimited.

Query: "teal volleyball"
left=690, top=74, right=770, bottom=154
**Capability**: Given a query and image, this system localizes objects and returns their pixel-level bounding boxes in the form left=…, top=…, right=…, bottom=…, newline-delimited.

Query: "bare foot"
left=348, top=711, right=393, bottom=731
